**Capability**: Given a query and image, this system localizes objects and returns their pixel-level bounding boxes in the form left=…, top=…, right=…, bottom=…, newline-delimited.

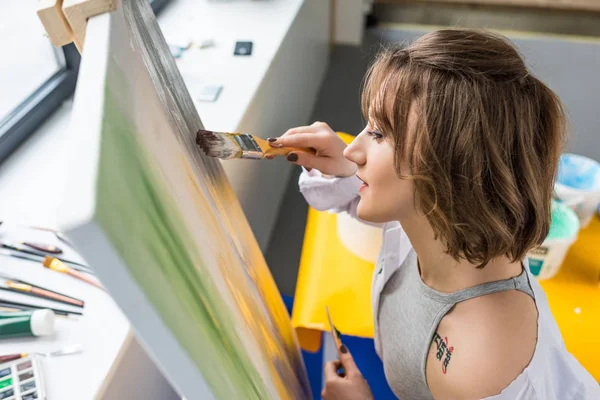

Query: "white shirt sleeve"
left=298, top=167, right=362, bottom=213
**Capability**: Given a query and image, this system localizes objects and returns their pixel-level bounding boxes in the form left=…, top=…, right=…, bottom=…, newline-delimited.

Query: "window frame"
left=0, top=0, right=171, bottom=165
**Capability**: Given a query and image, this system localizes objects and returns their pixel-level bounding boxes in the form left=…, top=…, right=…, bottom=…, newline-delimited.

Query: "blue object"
left=557, top=153, right=600, bottom=191
left=339, top=335, right=397, bottom=399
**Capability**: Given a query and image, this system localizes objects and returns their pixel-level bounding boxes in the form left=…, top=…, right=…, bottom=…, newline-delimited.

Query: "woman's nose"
left=343, top=134, right=366, bottom=166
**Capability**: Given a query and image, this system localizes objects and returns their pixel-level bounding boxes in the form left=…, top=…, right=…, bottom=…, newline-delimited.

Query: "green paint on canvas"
left=96, top=84, right=269, bottom=399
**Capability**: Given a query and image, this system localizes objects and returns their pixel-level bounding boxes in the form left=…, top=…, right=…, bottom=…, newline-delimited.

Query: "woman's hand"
left=268, top=121, right=357, bottom=177
left=321, top=344, right=374, bottom=400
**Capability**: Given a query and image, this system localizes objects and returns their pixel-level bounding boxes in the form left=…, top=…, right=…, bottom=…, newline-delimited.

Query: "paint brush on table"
left=0, top=300, right=82, bottom=317
left=21, top=241, right=62, bottom=254
left=0, top=243, right=95, bottom=275
left=196, top=129, right=315, bottom=160
left=0, top=273, right=84, bottom=308
left=0, top=345, right=83, bottom=362
left=42, top=257, right=105, bottom=290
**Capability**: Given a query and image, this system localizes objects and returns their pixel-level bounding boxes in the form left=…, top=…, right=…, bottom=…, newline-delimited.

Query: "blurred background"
left=267, top=0, right=600, bottom=296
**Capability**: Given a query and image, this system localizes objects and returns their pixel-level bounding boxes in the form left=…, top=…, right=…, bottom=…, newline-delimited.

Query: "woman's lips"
left=357, top=175, right=368, bottom=191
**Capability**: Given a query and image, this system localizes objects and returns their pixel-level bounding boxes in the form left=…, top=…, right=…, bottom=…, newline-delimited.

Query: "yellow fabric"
left=538, top=218, right=600, bottom=379
left=292, top=208, right=376, bottom=352
left=291, top=131, right=600, bottom=377
left=292, top=132, right=376, bottom=352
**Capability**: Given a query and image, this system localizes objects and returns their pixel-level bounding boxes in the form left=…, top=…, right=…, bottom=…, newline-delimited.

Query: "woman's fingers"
left=286, top=151, right=321, bottom=168
left=283, top=124, right=320, bottom=136
left=266, top=124, right=320, bottom=144
left=324, top=360, right=344, bottom=381
left=270, top=133, right=326, bottom=150
left=338, top=344, right=360, bottom=378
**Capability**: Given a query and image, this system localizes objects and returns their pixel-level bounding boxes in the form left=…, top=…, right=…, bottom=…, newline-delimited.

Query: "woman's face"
left=343, top=116, right=417, bottom=224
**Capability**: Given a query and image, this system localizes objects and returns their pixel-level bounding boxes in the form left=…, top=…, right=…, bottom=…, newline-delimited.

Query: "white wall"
left=225, top=0, right=331, bottom=250
left=333, top=0, right=368, bottom=45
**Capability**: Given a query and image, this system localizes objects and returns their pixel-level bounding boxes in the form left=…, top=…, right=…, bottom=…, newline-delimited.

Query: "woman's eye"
left=367, top=131, right=384, bottom=140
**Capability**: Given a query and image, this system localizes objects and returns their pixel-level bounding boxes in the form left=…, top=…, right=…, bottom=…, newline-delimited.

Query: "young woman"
left=269, top=29, right=599, bottom=399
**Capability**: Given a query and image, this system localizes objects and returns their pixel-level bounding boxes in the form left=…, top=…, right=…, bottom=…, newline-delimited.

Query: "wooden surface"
left=62, top=0, right=116, bottom=52
left=37, top=0, right=74, bottom=47
left=374, top=0, right=600, bottom=12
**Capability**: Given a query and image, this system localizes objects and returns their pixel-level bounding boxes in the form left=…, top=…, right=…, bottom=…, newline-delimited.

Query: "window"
left=0, top=0, right=171, bottom=164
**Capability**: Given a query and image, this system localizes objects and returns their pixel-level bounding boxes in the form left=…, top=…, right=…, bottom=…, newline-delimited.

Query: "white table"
left=0, top=224, right=130, bottom=399
left=0, top=0, right=329, bottom=398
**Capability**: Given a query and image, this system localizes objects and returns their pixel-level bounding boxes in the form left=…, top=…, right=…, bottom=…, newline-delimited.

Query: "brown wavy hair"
left=362, top=29, right=565, bottom=267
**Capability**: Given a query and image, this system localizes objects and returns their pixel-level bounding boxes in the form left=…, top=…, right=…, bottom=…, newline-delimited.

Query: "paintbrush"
left=0, top=242, right=94, bottom=274
left=42, top=257, right=105, bottom=291
left=0, top=273, right=84, bottom=308
left=196, top=129, right=315, bottom=160
left=21, top=241, right=63, bottom=254
left=0, top=345, right=83, bottom=362
left=0, top=249, right=94, bottom=276
left=0, top=300, right=82, bottom=317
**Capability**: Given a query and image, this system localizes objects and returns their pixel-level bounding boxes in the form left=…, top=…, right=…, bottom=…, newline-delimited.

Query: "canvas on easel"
left=51, top=0, right=311, bottom=398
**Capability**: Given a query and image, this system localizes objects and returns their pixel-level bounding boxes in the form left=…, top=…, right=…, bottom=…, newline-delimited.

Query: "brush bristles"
left=196, top=130, right=243, bottom=160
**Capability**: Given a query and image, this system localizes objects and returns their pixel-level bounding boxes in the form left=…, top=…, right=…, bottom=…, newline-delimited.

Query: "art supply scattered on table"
left=169, top=43, right=188, bottom=59
left=21, top=242, right=62, bottom=255
left=0, top=300, right=82, bottom=318
left=196, top=84, right=223, bottom=102
left=0, top=310, right=55, bottom=339
left=0, top=274, right=84, bottom=308
left=0, top=222, right=73, bottom=248
left=0, top=242, right=91, bottom=271
left=169, top=39, right=215, bottom=58
left=0, top=354, right=46, bottom=399
left=233, top=41, right=253, bottom=56
left=0, top=247, right=94, bottom=276
left=42, top=257, right=104, bottom=291
left=0, top=344, right=83, bottom=363
left=196, top=129, right=315, bottom=160
left=555, top=153, right=600, bottom=227
left=28, top=226, right=74, bottom=248
left=0, top=250, right=44, bottom=266
left=527, top=200, right=580, bottom=280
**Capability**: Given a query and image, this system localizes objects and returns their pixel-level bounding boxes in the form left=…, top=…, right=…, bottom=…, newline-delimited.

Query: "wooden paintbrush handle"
left=264, top=146, right=315, bottom=157
left=29, top=287, right=84, bottom=307
left=68, top=270, right=105, bottom=291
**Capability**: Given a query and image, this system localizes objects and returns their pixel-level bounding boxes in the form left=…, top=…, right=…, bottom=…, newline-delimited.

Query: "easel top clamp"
left=37, top=0, right=117, bottom=53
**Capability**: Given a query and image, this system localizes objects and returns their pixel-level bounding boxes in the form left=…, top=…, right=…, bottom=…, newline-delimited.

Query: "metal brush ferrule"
left=235, top=134, right=264, bottom=160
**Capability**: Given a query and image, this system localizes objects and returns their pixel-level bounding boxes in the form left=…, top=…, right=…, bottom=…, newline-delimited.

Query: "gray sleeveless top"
left=377, top=249, right=535, bottom=399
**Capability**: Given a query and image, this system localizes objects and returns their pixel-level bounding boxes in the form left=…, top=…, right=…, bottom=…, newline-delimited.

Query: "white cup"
left=336, top=212, right=383, bottom=263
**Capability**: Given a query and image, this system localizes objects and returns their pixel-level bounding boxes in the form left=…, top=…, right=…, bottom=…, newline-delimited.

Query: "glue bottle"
left=0, top=310, right=56, bottom=339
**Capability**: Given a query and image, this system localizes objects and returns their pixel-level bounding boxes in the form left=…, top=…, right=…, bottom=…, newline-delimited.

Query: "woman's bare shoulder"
left=426, top=289, right=538, bottom=400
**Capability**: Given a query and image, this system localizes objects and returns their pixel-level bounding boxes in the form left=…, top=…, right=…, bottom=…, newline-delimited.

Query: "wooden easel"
left=37, top=0, right=116, bottom=53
